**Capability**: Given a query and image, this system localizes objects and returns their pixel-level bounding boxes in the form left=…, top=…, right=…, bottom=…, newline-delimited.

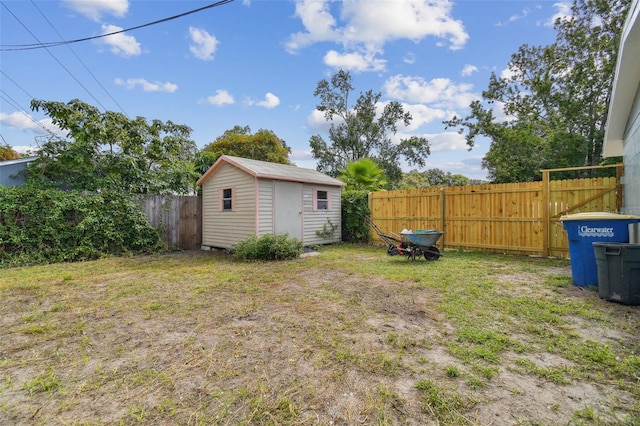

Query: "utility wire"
left=0, top=0, right=235, bottom=51
left=0, top=89, right=57, bottom=137
left=2, top=2, right=109, bottom=111
left=29, top=0, right=129, bottom=117
left=1, top=70, right=35, bottom=100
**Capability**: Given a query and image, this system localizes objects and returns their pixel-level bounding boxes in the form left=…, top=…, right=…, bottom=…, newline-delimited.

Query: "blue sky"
left=1, top=0, right=569, bottom=180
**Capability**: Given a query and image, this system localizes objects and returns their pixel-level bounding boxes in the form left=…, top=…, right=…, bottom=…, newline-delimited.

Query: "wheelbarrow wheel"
left=423, top=246, right=440, bottom=261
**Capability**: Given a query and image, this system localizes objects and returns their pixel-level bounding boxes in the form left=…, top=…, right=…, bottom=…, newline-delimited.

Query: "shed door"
left=274, top=181, right=303, bottom=241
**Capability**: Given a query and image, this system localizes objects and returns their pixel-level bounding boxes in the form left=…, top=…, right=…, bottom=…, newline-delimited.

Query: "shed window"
left=220, top=187, right=234, bottom=211
left=315, top=190, right=329, bottom=211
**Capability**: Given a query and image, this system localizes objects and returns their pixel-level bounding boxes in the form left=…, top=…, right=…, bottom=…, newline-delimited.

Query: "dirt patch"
left=1, top=248, right=638, bottom=425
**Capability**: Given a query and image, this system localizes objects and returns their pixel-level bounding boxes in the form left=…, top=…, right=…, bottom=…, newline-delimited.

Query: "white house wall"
left=201, top=163, right=257, bottom=249
left=623, top=84, right=640, bottom=215
left=302, top=185, right=342, bottom=245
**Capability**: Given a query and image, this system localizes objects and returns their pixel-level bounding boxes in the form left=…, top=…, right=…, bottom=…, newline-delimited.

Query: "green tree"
left=310, top=69, right=430, bottom=187
left=27, top=99, right=198, bottom=194
left=445, top=0, right=629, bottom=182
left=338, top=158, right=387, bottom=191
left=198, top=126, right=291, bottom=172
left=0, top=144, right=20, bottom=161
left=399, top=168, right=474, bottom=189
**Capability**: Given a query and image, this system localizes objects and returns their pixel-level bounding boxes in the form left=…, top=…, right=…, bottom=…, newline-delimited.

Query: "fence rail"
left=369, top=165, right=623, bottom=258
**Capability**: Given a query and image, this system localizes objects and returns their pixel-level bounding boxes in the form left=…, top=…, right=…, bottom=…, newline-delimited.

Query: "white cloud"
left=495, top=8, right=530, bottom=27
left=403, top=52, right=416, bottom=65
left=100, top=24, right=141, bottom=57
left=420, top=131, right=469, bottom=152
left=286, top=0, right=337, bottom=53
left=206, top=90, right=235, bottom=106
left=491, top=101, right=517, bottom=123
left=461, top=64, right=478, bottom=77
left=323, top=50, right=386, bottom=72
left=189, top=27, right=218, bottom=61
left=286, top=0, right=469, bottom=60
left=115, top=78, right=177, bottom=93
left=546, top=2, right=572, bottom=27
left=63, top=0, right=128, bottom=22
left=500, top=66, right=518, bottom=81
left=246, top=93, right=281, bottom=109
left=400, top=103, right=452, bottom=130
left=0, top=111, right=62, bottom=136
left=307, top=108, right=338, bottom=133
left=383, top=74, right=479, bottom=110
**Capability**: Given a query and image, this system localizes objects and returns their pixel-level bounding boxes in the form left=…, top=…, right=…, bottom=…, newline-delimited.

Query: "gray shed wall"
left=623, top=83, right=640, bottom=215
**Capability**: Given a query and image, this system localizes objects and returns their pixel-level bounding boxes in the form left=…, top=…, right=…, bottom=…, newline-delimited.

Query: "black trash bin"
left=593, top=243, right=640, bottom=305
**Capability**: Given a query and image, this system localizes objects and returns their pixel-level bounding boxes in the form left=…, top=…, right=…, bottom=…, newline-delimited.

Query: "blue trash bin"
left=560, top=213, right=640, bottom=286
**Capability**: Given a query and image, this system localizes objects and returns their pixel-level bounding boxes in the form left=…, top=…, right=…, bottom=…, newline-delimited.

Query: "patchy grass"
left=1, top=245, right=639, bottom=425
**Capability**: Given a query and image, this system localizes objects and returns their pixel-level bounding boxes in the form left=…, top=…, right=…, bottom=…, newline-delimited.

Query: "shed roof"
left=196, top=155, right=346, bottom=187
left=0, top=157, right=37, bottom=166
left=603, top=0, right=640, bottom=157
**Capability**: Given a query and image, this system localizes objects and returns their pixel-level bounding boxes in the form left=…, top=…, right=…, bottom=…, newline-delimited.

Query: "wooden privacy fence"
left=369, top=165, right=623, bottom=258
left=138, top=195, right=202, bottom=250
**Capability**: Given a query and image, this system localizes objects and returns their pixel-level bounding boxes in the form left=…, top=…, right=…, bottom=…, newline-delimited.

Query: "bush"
left=341, top=190, right=370, bottom=243
left=0, top=186, right=162, bottom=267
left=232, top=233, right=303, bottom=261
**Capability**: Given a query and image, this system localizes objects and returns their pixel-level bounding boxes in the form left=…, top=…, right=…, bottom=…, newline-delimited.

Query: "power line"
left=29, top=0, right=129, bottom=117
left=0, top=0, right=235, bottom=51
left=0, top=89, right=57, bottom=137
left=1, top=70, right=35, bottom=100
left=2, top=2, right=109, bottom=111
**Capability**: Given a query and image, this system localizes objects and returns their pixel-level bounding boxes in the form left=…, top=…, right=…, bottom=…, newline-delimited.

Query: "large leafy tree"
left=445, top=0, right=629, bottom=182
left=197, top=125, right=291, bottom=173
left=28, top=99, right=198, bottom=194
left=310, top=69, right=430, bottom=187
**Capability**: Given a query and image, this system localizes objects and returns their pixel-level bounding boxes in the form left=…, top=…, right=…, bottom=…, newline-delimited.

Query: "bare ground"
left=1, top=246, right=639, bottom=425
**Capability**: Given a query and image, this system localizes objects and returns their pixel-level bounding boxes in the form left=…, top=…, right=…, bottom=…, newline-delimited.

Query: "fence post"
left=439, top=187, right=446, bottom=251
left=616, top=164, right=624, bottom=211
left=542, top=170, right=550, bottom=257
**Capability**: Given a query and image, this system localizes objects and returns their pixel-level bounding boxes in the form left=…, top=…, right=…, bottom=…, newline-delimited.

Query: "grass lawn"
left=1, top=244, right=639, bottom=425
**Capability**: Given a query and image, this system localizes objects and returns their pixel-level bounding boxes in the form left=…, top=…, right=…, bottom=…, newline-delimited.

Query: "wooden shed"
left=196, top=155, right=346, bottom=250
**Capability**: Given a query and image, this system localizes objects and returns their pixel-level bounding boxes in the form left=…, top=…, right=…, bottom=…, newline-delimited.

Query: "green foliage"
left=27, top=99, right=198, bottom=194
left=310, top=69, right=430, bottom=187
left=200, top=125, right=291, bottom=171
left=338, top=158, right=387, bottom=191
left=315, top=219, right=338, bottom=239
left=0, top=144, right=20, bottom=161
left=399, top=168, right=481, bottom=188
left=444, top=0, right=630, bottom=182
left=232, top=233, right=303, bottom=261
left=341, top=190, right=370, bottom=243
left=0, top=186, right=162, bottom=267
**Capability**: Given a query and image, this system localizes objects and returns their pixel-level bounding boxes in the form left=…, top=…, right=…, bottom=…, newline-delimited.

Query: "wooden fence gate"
left=139, top=195, right=202, bottom=250
left=368, top=165, right=623, bottom=258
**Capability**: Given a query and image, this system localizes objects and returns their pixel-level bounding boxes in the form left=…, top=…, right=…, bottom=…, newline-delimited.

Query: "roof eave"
left=603, top=0, right=640, bottom=158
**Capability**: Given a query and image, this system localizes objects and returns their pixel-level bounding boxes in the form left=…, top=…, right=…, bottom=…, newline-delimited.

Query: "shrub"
left=341, top=190, right=370, bottom=243
left=0, top=186, right=162, bottom=267
left=232, top=233, right=303, bottom=261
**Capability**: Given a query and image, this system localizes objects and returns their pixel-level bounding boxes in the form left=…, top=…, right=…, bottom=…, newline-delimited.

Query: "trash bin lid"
left=560, top=212, right=640, bottom=221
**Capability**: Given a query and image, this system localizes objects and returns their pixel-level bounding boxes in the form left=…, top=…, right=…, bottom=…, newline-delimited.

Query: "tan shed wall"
left=257, top=179, right=275, bottom=236
left=302, top=185, right=342, bottom=245
left=201, top=163, right=257, bottom=249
